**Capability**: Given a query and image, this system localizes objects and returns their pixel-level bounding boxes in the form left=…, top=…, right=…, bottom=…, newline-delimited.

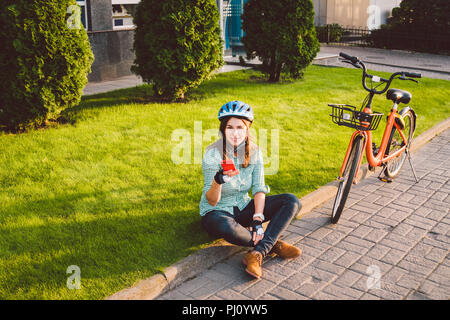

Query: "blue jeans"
left=201, top=193, right=301, bottom=257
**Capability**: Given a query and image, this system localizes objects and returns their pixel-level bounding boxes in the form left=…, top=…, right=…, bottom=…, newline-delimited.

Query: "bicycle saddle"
left=386, top=89, right=411, bottom=104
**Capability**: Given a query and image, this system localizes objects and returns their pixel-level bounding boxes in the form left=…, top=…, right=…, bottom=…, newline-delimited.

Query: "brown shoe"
left=242, top=250, right=263, bottom=279
left=269, top=240, right=301, bottom=259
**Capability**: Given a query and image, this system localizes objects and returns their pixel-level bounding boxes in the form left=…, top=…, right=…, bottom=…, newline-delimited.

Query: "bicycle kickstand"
left=406, top=148, right=419, bottom=183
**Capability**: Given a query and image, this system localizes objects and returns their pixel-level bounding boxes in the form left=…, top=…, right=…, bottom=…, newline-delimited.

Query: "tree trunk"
left=274, top=63, right=282, bottom=82
left=268, top=49, right=278, bottom=82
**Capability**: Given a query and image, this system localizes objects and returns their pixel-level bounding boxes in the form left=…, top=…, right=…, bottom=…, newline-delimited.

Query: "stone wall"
left=87, top=29, right=135, bottom=82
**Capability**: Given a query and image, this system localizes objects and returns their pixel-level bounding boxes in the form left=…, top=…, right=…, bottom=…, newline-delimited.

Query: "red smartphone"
left=221, top=159, right=236, bottom=172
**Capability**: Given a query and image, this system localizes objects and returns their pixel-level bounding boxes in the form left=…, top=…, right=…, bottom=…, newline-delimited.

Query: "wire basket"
left=329, top=104, right=383, bottom=131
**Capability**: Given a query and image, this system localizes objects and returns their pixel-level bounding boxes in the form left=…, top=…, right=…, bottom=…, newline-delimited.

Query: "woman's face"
left=225, top=117, right=248, bottom=146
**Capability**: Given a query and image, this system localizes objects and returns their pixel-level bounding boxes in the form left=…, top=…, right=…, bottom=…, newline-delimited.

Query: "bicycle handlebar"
left=339, top=52, right=358, bottom=64
left=339, top=52, right=421, bottom=94
left=404, top=72, right=421, bottom=78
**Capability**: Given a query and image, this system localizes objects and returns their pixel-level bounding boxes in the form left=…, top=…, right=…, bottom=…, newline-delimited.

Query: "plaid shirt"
left=199, top=145, right=270, bottom=216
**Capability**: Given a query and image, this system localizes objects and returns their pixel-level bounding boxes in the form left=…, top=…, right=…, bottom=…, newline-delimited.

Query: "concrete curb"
left=224, top=54, right=339, bottom=68
left=105, top=117, right=450, bottom=300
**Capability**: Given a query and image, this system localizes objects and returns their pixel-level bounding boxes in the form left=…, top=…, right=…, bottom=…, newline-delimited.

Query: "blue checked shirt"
left=199, top=145, right=270, bottom=216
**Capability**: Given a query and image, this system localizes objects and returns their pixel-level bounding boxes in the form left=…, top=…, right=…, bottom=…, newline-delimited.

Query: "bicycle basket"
left=329, top=104, right=383, bottom=131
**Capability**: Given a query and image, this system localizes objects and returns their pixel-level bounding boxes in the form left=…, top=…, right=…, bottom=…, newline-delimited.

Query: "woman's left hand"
left=249, top=218, right=264, bottom=245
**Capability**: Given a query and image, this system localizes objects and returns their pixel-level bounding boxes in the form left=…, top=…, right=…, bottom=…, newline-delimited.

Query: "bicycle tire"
left=331, top=135, right=364, bottom=224
left=384, top=109, right=415, bottom=179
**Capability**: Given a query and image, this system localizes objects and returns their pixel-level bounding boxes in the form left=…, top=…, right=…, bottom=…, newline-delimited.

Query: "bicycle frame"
left=335, top=52, right=420, bottom=184
left=339, top=101, right=407, bottom=182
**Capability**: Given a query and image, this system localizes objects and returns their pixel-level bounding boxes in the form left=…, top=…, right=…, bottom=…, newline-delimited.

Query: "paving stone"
left=379, top=238, right=413, bottom=253
left=351, top=225, right=374, bottom=238
left=309, top=259, right=346, bottom=277
left=366, top=244, right=391, bottom=260
left=317, top=246, right=346, bottom=263
left=156, top=129, right=450, bottom=301
left=364, top=228, right=389, bottom=243
left=368, top=288, right=403, bottom=300
left=313, top=290, right=341, bottom=300
left=190, top=278, right=234, bottom=300
left=418, top=279, right=450, bottom=300
left=263, top=259, right=298, bottom=277
left=333, top=269, right=363, bottom=288
left=241, top=279, right=278, bottom=299
left=345, top=235, right=377, bottom=249
left=279, top=272, right=313, bottom=291
left=397, top=260, right=433, bottom=276
left=426, top=272, right=450, bottom=287
left=384, top=232, right=418, bottom=247
left=381, top=248, right=407, bottom=266
left=319, top=230, right=348, bottom=246
left=360, top=292, right=382, bottom=300
left=334, top=251, right=362, bottom=268
left=269, top=286, right=310, bottom=300
left=215, top=288, right=252, bottom=300
left=425, top=247, right=448, bottom=263
left=308, top=227, right=334, bottom=241
left=257, top=293, right=280, bottom=300
left=396, top=274, right=422, bottom=291
left=295, top=280, right=329, bottom=298
left=322, top=283, right=365, bottom=299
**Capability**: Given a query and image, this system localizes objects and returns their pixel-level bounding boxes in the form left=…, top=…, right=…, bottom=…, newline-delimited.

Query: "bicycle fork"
left=338, top=132, right=365, bottom=184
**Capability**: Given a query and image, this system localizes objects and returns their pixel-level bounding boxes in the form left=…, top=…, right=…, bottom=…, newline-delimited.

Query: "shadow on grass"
left=60, top=70, right=258, bottom=125
left=0, top=185, right=211, bottom=299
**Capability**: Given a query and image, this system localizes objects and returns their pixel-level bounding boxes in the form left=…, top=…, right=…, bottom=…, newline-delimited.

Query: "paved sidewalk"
left=82, top=64, right=250, bottom=96
left=83, top=47, right=449, bottom=96
left=83, top=54, right=337, bottom=96
left=159, top=129, right=450, bottom=300
left=319, top=45, right=450, bottom=81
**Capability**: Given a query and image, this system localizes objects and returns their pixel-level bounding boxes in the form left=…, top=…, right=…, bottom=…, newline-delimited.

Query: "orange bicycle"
left=329, top=52, right=421, bottom=224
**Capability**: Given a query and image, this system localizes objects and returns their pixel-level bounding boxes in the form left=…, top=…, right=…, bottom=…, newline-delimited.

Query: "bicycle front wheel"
left=384, top=109, right=414, bottom=178
left=331, top=135, right=364, bottom=224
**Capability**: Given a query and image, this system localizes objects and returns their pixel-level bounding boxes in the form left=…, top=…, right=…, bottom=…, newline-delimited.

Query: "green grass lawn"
left=0, top=65, right=449, bottom=299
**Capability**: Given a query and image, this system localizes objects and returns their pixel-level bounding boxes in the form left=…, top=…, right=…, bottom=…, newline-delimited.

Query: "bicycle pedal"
left=378, top=177, right=392, bottom=183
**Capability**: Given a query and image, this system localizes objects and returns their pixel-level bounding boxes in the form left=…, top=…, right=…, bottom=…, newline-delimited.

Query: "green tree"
left=0, top=0, right=94, bottom=132
left=132, top=0, right=223, bottom=101
left=242, top=0, right=319, bottom=82
left=369, top=0, right=450, bottom=53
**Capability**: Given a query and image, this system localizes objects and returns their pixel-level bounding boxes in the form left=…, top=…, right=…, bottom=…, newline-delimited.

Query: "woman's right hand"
left=223, top=169, right=240, bottom=177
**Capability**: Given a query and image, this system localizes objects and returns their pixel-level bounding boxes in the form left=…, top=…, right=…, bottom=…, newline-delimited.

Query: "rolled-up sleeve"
left=251, top=149, right=270, bottom=196
left=202, top=149, right=220, bottom=193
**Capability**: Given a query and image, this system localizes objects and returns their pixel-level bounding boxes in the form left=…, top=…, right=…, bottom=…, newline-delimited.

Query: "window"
left=114, top=19, right=124, bottom=27
left=112, top=1, right=140, bottom=30
left=76, top=0, right=88, bottom=30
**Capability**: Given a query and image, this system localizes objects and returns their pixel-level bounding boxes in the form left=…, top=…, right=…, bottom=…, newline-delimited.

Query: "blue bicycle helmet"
left=218, top=101, right=254, bottom=122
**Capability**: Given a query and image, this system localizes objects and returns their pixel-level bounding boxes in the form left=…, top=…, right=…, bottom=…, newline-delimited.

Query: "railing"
left=316, top=25, right=450, bottom=54
left=316, top=25, right=371, bottom=47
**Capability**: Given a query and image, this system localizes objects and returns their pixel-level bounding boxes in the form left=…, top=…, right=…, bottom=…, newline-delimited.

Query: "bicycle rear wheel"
left=384, top=109, right=414, bottom=178
left=331, top=135, right=364, bottom=224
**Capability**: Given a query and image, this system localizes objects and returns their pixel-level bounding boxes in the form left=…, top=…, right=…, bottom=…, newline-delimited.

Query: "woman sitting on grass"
left=199, top=100, right=302, bottom=279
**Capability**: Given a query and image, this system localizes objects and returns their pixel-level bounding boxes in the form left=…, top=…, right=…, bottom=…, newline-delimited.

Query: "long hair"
left=219, top=116, right=253, bottom=168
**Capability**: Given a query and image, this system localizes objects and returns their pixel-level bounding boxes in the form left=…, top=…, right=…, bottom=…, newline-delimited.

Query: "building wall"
left=326, top=0, right=370, bottom=28
left=314, top=0, right=401, bottom=28
left=87, top=29, right=135, bottom=82
left=89, top=0, right=113, bottom=31
left=313, top=0, right=328, bottom=26
left=86, top=0, right=135, bottom=82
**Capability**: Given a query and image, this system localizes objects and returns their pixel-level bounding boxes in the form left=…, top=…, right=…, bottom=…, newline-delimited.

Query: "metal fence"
left=316, top=25, right=450, bottom=54
left=316, top=26, right=371, bottom=47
